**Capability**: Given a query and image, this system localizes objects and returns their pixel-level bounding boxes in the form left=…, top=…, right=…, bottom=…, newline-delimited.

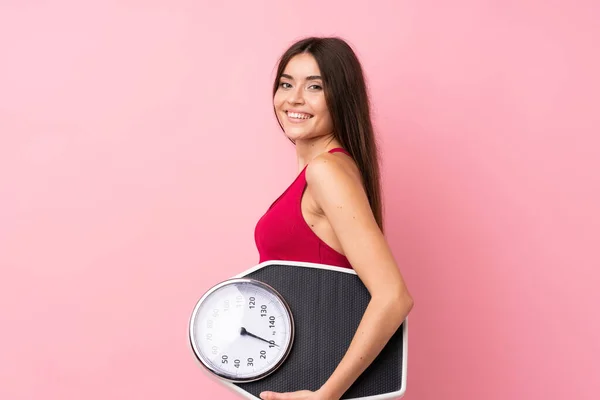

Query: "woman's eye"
left=308, top=84, right=322, bottom=90
left=279, top=82, right=292, bottom=89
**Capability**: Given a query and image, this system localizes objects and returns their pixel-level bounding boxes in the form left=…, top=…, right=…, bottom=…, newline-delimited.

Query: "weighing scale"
left=189, top=260, right=408, bottom=399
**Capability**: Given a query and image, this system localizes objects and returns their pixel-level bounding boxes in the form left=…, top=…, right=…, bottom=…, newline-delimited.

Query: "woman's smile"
left=285, top=110, right=314, bottom=123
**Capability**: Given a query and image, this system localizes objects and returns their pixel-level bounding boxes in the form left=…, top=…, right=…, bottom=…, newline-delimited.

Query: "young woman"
left=254, top=37, right=414, bottom=400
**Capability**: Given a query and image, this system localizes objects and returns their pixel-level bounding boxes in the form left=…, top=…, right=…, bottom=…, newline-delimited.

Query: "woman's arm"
left=306, top=154, right=414, bottom=400
left=260, top=153, right=414, bottom=400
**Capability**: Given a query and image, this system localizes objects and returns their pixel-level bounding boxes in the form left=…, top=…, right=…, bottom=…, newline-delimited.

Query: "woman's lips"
left=285, top=111, right=313, bottom=123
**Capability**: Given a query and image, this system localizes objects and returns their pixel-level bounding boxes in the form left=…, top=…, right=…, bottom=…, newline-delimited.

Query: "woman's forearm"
left=317, top=293, right=414, bottom=400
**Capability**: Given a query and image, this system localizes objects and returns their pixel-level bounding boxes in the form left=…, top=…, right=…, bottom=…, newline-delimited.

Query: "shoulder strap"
left=328, top=147, right=351, bottom=156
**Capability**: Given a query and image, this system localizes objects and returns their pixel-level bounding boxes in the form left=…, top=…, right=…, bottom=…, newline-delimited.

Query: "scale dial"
left=189, top=278, right=295, bottom=383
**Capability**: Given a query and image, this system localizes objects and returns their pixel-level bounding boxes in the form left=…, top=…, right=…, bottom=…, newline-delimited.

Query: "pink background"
left=1, top=1, right=598, bottom=399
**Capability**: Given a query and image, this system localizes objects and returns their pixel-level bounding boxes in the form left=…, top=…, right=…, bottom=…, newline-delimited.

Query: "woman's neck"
left=294, top=136, right=343, bottom=172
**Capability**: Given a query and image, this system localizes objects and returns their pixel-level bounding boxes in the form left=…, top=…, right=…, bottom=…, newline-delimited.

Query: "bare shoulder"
left=305, top=151, right=364, bottom=195
left=305, top=151, right=374, bottom=229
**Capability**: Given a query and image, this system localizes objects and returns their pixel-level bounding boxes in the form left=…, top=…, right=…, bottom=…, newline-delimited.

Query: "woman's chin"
left=283, top=128, right=309, bottom=142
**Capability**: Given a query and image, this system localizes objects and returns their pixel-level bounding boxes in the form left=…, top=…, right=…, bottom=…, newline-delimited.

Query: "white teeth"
left=287, top=112, right=311, bottom=119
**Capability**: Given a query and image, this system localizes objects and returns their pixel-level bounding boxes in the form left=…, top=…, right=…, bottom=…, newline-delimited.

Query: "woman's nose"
left=287, top=87, right=305, bottom=105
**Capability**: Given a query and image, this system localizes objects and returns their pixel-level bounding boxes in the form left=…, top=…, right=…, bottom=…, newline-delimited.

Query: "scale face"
left=189, top=278, right=295, bottom=383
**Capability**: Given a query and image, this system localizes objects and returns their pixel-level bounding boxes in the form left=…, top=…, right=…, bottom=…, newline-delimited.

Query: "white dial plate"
left=190, top=280, right=294, bottom=382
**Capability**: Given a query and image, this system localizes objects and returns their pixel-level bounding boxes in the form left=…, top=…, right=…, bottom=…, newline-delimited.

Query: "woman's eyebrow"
left=281, top=73, right=322, bottom=81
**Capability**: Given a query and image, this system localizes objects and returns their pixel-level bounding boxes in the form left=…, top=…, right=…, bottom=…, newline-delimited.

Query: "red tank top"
left=254, top=148, right=353, bottom=269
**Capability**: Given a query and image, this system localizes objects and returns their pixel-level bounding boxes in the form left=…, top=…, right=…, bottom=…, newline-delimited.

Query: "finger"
left=260, top=391, right=312, bottom=400
left=259, top=391, right=275, bottom=400
left=259, top=392, right=281, bottom=400
left=259, top=391, right=291, bottom=400
left=260, top=392, right=294, bottom=400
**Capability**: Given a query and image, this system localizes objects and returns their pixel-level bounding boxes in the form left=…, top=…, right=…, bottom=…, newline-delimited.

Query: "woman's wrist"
left=316, top=384, right=342, bottom=400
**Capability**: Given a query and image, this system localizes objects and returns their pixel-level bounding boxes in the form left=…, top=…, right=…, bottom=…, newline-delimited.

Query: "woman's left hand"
left=259, top=389, right=332, bottom=400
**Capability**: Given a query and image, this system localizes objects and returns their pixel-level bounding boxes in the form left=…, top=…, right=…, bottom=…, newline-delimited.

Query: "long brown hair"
left=272, top=37, right=384, bottom=231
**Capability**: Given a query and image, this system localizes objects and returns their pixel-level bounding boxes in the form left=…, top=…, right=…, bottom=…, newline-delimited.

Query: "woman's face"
left=273, top=53, right=334, bottom=143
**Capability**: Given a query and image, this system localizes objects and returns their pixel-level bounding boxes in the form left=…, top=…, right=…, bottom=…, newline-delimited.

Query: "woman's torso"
left=254, top=148, right=353, bottom=269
